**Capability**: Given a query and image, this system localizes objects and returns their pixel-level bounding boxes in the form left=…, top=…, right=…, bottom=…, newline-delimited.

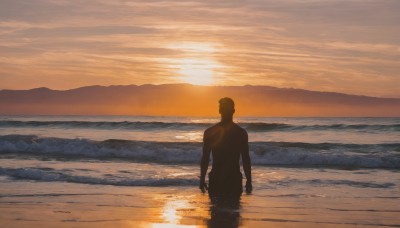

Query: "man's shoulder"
left=233, top=123, right=248, bottom=135
left=204, top=123, right=221, bottom=134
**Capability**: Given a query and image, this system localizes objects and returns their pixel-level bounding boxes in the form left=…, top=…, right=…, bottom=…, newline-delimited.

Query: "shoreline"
left=1, top=167, right=399, bottom=228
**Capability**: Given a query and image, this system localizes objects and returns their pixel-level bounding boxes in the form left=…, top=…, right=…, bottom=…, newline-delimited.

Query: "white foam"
left=0, top=135, right=399, bottom=168
left=0, top=167, right=197, bottom=186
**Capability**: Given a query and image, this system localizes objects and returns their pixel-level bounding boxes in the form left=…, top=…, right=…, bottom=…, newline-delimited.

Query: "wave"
left=0, top=120, right=399, bottom=132
left=0, top=167, right=197, bottom=187
left=0, top=167, right=395, bottom=188
left=0, top=135, right=399, bottom=169
left=244, top=123, right=400, bottom=132
left=0, top=120, right=209, bottom=130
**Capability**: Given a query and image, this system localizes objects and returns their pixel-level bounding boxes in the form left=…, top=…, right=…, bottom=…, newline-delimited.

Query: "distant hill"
left=0, top=84, right=399, bottom=116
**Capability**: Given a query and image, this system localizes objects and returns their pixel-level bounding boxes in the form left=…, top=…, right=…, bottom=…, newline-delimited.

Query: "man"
left=200, top=97, right=252, bottom=196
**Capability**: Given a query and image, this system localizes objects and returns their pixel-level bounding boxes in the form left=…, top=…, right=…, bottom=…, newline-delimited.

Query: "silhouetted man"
left=200, top=97, right=252, bottom=196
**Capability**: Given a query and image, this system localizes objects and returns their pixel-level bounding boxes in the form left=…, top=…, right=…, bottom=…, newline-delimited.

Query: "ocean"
left=0, top=116, right=399, bottom=227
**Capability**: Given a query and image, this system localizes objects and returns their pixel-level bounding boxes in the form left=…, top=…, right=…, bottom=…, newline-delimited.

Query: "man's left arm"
left=241, top=131, right=252, bottom=193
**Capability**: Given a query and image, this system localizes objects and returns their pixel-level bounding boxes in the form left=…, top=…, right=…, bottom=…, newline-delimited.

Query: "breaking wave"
left=0, top=134, right=399, bottom=169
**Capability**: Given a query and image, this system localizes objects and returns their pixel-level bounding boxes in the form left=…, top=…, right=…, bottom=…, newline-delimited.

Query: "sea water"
left=0, top=116, right=399, bottom=226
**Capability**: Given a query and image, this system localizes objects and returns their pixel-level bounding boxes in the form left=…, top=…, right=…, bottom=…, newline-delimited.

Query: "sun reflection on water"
left=149, top=193, right=209, bottom=228
left=163, top=200, right=187, bottom=224
left=174, top=132, right=202, bottom=141
left=151, top=223, right=198, bottom=228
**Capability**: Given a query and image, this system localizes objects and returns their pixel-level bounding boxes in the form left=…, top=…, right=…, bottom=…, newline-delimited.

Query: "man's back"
left=204, top=122, right=247, bottom=180
left=200, top=97, right=252, bottom=196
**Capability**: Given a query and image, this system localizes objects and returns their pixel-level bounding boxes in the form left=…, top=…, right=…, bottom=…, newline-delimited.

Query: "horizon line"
left=1, top=83, right=400, bottom=99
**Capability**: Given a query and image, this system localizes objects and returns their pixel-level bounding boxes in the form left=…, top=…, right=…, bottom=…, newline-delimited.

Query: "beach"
left=0, top=116, right=399, bottom=227
left=1, top=164, right=399, bottom=227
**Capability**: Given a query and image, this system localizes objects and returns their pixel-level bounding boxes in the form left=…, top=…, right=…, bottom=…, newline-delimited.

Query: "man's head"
left=219, top=97, right=235, bottom=117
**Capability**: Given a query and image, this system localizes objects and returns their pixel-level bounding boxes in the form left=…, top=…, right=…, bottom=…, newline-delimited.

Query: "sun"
left=177, top=58, right=219, bottom=85
left=164, top=42, right=225, bottom=85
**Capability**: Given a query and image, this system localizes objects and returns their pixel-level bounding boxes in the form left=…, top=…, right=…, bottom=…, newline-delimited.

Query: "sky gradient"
left=1, top=0, right=399, bottom=97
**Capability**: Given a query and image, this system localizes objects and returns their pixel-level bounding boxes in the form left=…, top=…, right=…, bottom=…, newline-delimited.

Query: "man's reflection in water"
left=208, top=195, right=241, bottom=228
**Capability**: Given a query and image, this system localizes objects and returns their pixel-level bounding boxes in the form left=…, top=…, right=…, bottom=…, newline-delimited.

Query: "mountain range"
left=0, top=84, right=399, bottom=116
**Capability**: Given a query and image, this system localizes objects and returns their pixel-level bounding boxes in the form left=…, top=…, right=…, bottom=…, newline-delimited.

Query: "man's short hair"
left=219, top=97, right=235, bottom=111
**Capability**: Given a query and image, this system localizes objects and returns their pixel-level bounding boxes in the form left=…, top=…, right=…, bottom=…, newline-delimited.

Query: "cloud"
left=14, top=26, right=156, bottom=38
left=0, top=0, right=399, bottom=97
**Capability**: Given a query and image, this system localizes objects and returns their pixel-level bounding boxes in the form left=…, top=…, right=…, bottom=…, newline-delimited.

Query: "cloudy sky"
left=0, top=0, right=399, bottom=97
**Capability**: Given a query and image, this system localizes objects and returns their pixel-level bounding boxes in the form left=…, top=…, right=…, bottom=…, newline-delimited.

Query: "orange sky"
left=0, top=0, right=399, bottom=98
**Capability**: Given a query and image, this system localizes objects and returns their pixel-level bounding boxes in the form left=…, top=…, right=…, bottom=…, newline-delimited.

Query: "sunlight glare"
left=177, top=58, right=222, bottom=85
left=165, top=42, right=225, bottom=85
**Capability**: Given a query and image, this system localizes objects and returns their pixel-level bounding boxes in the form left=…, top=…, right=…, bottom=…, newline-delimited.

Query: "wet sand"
left=1, top=172, right=399, bottom=228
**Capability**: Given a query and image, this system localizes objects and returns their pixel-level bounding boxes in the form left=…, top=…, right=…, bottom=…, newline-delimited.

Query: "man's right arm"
left=200, top=131, right=211, bottom=193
